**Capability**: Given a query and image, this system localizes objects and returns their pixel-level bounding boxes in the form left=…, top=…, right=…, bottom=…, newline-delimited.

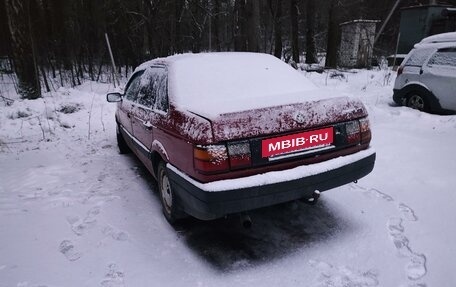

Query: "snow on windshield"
left=167, top=53, right=319, bottom=118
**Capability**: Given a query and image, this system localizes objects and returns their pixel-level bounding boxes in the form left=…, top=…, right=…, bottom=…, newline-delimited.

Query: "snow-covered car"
left=107, top=52, right=376, bottom=224
left=393, top=32, right=456, bottom=113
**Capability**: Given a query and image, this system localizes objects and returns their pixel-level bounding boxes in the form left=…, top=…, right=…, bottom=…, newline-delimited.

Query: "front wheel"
left=407, top=92, right=429, bottom=112
left=157, top=161, right=186, bottom=224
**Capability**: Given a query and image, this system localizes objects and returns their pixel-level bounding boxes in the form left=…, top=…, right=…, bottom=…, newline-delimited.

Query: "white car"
left=393, top=32, right=456, bottom=113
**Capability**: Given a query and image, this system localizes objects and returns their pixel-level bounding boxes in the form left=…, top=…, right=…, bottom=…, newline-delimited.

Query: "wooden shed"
left=338, top=20, right=379, bottom=68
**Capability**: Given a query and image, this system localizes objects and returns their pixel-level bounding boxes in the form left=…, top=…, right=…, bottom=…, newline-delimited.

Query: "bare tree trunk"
left=269, top=0, right=282, bottom=59
left=5, top=0, right=41, bottom=99
left=39, top=64, right=51, bottom=92
left=290, top=0, right=300, bottom=63
left=174, top=0, right=185, bottom=53
left=305, top=0, right=318, bottom=64
left=325, top=0, right=339, bottom=68
left=213, top=0, right=222, bottom=51
left=246, top=0, right=260, bottom=52
left=234, top=0, right=247, bottom=51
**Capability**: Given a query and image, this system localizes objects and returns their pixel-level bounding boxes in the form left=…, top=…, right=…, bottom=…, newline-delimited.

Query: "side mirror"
left=106, top=92, right=122, bottom=103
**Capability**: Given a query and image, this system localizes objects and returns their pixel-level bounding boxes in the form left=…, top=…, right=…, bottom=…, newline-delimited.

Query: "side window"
left=137, top=68, right=158, bottom=107
left=427, top=47, right=456, bottom=67
left=154, top=68, right=169, bottom=112
left=405, top=48, right=435, bottom=67
left=124, top=71, right=144, bottom=102
left=135, top=66, right=168, bottom=112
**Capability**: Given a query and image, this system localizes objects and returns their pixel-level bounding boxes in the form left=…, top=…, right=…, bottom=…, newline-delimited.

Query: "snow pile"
left=0, top=82, right=116, bottom=153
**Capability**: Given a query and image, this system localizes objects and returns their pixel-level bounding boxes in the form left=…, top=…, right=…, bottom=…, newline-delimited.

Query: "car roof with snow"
left=419, top=32, right=456, bottom=44
left=413, top=32, right=456, bottom=50
left=134, top=52, right=340, bottom=118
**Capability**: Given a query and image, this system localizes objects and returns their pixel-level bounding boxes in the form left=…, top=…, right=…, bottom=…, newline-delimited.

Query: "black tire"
left=157, top=161, right=186, bottom=224
left=407, top=92, right=430, bottom=112
left=116, top=125, right=131, bottom=154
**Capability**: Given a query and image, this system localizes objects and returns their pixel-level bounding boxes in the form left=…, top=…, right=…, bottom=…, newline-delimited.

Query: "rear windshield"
left=405, top=48, right=435, bottom=66
left=168, top=53, right=318, bottom=117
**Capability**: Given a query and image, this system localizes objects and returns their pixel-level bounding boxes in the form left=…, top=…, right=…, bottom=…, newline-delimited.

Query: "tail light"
left=359, top=117, right=372, bottom=144
left=193, top=141, right=252, bottom=174
left=344, top=118, right=371, bottom=145
left=227, top=141, right=252, bottom=169
left=194, top=145, right=229, bottom=174
left=345, top=120, right=360, bottom=144
left=397, top=66, right=404, bottom=76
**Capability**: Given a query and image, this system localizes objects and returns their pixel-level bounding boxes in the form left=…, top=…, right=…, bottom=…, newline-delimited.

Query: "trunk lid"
left=205, top=96, right=367, bottom=142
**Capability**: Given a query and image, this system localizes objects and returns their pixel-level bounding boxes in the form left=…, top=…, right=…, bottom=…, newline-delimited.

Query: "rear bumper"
left=167, top=148, right=376, bottom=220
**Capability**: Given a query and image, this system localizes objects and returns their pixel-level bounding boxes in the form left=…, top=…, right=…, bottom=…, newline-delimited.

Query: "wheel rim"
left=160, top=170, right=172, bottom=213
left=408, top=95, right=425, bottom=110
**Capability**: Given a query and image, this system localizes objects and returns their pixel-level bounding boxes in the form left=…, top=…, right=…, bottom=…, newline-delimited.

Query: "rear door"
left=118, top=71, right=144, bottom=136
left=421, top=47, right=456, bottom=110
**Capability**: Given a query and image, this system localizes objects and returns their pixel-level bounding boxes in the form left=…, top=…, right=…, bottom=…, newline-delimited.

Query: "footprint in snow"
left=310, top=260, right=379, bottom=287
left=102, top=226, right=129, bottom=242
left=353, top=184, right=427, bottom=284
left=402, top=283, right=427, bottom=287
left=100, top=263, right=125, bottom=287
left=59, top=240, right=82, bottom=261
left=387, top=218, right=427, bottom=281
left=97, top=172, right=108, bottom=182
left=398, top=203, right=418, bottom=221
left=67, top=206, right=100, bottom=236
left=16, top=283, right=49, bottom=287
left=350, top=184, right=395, bottom=202
left=369, top=188, right=394, bottom=202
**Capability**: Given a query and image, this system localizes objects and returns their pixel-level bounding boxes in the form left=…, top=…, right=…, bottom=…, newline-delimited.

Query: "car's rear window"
left=168, top=53, right=318, bottom=117
left=405, top=48, right=435, bottom=66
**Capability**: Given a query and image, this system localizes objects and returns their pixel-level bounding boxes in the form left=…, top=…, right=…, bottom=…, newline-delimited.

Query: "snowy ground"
left=1, top=67, right=456, bottom=287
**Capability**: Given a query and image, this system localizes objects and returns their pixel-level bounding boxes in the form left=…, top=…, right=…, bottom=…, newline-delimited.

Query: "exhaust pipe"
left=304, top=190, right=320, bottom=205
left=240, top=213, right=252, bottom=229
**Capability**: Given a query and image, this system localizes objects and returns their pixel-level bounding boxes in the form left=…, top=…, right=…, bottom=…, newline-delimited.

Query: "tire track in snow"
left=354, top=184, right=427, bottom=286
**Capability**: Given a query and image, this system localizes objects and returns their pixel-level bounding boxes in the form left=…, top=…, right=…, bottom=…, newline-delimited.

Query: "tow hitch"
left=240, top=213, right=252, bottom=229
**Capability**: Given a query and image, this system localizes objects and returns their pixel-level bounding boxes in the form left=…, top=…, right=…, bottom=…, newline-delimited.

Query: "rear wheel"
left=157, top=161, right=186, bottom=224
left=407, top=92, right=429, bottom=112
left=116, top=125, right=131, bottom=154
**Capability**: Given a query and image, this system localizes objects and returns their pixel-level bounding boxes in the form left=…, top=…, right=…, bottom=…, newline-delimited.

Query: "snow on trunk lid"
left=209, top=97, right=367, bottom=142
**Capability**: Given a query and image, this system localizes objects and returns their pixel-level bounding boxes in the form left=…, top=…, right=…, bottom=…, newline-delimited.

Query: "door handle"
left=419, top=69, right=423, bottom=75
left=142, top=121, right=153, bottom=130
